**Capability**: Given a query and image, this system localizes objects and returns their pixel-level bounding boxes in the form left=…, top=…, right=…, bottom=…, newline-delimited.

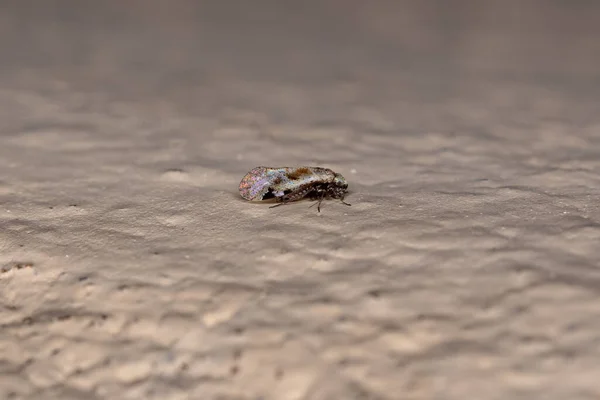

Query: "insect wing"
left=239, top=167, right=287, bottom=201
left=239, top=166, right=340, bottom=203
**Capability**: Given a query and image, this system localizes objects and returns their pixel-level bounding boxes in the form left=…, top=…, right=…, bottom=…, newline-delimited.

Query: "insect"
left=239, top=166, right=351, bottom=212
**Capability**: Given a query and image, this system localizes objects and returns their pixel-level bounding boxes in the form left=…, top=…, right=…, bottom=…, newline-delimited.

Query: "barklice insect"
left=239, top=166, right=351, bottom=212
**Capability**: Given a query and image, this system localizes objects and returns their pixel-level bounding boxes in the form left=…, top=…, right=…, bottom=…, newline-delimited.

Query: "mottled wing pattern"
left=238, top=166, right=285, bottom=201
left=239, top=166, right=334, bottom=202
left=268, top=167, right=327, bottom=198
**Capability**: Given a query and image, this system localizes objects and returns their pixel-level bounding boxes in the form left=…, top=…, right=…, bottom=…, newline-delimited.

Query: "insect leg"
left=340, top=197, right=351, bottom=207
left=317, top=190, right=327, bottom=212
left=307, top=187, right=327, bottom=212
left=269, top=197, right=291, bottom=209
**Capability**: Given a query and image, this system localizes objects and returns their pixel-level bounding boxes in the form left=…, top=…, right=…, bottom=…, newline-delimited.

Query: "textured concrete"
left=1, top=1, right=599, bottom=399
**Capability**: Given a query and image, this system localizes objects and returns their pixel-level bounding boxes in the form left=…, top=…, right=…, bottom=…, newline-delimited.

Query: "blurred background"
left=1, top=0, right=598, bottom=131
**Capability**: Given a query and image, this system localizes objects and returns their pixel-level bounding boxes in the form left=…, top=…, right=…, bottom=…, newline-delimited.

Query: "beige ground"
left=1, top=1, right=600, bottom=399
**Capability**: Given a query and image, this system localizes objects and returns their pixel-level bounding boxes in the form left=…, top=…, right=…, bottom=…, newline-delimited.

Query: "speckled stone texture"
left=1, top=1, right=599, bottom=399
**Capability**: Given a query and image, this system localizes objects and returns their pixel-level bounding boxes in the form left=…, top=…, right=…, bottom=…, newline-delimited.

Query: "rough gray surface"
left=1, top=1, right=599, bottom=399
